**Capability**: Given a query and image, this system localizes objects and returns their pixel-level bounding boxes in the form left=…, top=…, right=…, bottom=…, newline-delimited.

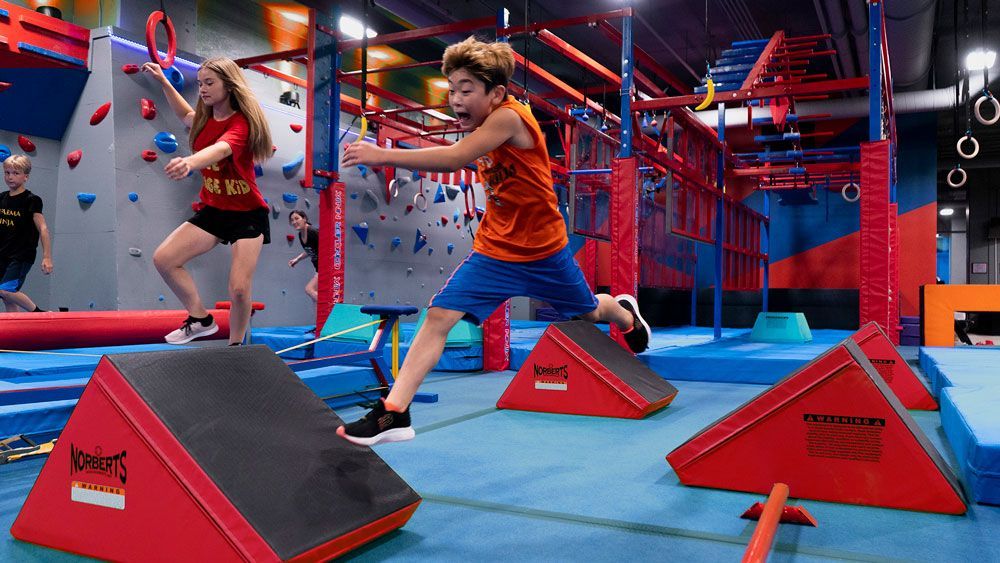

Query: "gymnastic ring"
left=975, top=94, right=1000, bottom=126
left=841, top=182, right=860, bottom=203
left=145, top=11, right=177, bottom=69
left=464, top=181, right=477, bottom=219
left=946, top=166, right=967, bottom=188
left=957, top=135, right=980, bottom=159
left=413, top=191, right=428, bottom=211
left=389, top=178, right=400, bottom=199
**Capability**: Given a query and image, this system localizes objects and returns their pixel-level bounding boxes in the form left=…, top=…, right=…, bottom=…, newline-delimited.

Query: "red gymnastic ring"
left=145, top=11, right=177, bottom=69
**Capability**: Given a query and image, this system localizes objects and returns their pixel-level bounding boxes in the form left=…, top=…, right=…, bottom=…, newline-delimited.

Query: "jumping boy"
left=0, top=155, right=52, bottom=312
left=338, top=36, right=651, bottom=446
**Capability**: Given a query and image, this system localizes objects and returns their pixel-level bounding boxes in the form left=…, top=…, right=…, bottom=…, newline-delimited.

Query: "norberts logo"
left=70, top=444, right=127, bottom=485
left=533, top=364, right=568, bottom=379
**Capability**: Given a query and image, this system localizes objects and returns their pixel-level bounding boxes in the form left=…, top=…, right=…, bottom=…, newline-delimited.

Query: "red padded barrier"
left=859, top=140, right=893, bottom=339
left=851, top=322, right=937, bottom=410
left=0, top=309, right=230, bottom=350
left=666, top=338, right=965, bottom=514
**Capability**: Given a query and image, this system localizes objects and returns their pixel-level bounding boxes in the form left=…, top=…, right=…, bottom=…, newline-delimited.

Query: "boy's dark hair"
left=442, top=36, right=515, bottom=91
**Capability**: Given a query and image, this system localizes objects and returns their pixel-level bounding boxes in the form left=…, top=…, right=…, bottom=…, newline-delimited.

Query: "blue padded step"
left=731, top=38, right=770, bottom=48
left=919, top=347, right=1000, bottom=396
left=714, top=55, right=759, bottom=67
left=694, top=82, right=741, bottom=94
left=721, top=46, right=765, bottom=58
left=940, top=386, right=1000, bottom=504
left=251, top=325, right=316, bottom=359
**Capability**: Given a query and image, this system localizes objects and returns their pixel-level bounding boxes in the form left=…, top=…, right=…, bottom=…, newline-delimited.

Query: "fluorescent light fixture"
left=368, top=49, right=391, bottom=60
left=940, top=207, right=955, bottom=216
left=430, top=79, right=449, bottom=89
left=280, top=11, right=308, bottom=25
left=340, top=15, right=377, bottom=40
left=965, top=49, right=996, bottom=71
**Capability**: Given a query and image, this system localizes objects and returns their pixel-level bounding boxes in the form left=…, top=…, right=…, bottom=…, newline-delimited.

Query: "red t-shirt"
left=193, top=112, right=267, bottom=211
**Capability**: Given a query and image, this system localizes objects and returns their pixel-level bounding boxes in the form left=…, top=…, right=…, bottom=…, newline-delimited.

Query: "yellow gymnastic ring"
left=694, top=78, right=715, bottom=111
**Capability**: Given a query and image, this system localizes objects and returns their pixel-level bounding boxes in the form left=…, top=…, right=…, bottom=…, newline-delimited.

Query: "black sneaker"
left=337, top=399, right=415, bottom=446
left=615, top=294, right=651, bottom=353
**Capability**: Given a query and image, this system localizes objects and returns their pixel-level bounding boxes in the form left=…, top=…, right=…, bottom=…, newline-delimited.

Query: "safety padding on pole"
left=851, top=322, right=937, bottom=410
left=859, top=140, right=894, bottom=342
left=666, top=337, right=966, bottom=514
left=609, top=157, right=639, bottom=350
left=497, top=321, right=677, bottom=418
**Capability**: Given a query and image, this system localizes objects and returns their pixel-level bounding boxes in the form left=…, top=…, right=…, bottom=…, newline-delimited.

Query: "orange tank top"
left=472, top=96, right=568, bottom=262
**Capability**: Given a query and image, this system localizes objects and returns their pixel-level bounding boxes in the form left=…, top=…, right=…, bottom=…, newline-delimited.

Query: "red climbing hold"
left=286, top=234, right=295, bottom=242
left=67, top=150, right=82, bottom=168
left=290, top=124, right=303, bottom=133
left=405, top=204, right=414, bottom=214
left=141, top=150, right=158, bottom=162
left=121, top=64, right=140, bottom=74
left=18, top=135, right=35, bottom=152
left=90, top=102, right=112, bottom=125
left=140, top=98, right=157, bottom=120
left=440, top=216, right=449, bottom=226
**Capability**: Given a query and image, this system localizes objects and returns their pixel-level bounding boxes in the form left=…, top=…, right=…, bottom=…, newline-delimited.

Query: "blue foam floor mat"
left=3, top=340, right=1000, bottom=560
left=941, top=386, right=1000, bottom=505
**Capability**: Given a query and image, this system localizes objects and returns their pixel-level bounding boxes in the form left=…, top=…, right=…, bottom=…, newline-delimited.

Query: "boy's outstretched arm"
left=33, top=213, right=52, bottom=274
left=342, top=108, right=523, bottom=172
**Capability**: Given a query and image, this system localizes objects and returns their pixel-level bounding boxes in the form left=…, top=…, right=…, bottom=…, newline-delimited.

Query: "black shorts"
left=187, top=205, right=270, bottom=245
left=0, top=258, right=33, bottom=291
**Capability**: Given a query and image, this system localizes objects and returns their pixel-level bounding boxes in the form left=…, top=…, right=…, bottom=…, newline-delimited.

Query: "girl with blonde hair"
left=142, top=57, right=272, bottom=345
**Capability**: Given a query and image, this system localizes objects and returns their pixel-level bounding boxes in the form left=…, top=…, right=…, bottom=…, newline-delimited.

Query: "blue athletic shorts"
left=430, top=244, right=599, bottom=325
left=0, top=258, right=33, bottom=292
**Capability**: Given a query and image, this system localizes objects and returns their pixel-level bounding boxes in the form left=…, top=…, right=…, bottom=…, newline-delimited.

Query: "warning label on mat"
left=869, top=358, right=895, bottom=383
left=802, top=413, right=885, bottom=463
left=71, top=481, right=125, bottom=510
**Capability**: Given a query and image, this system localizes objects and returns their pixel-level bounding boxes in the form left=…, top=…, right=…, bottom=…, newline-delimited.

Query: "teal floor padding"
left=5, top=332, right=1000, bottom=560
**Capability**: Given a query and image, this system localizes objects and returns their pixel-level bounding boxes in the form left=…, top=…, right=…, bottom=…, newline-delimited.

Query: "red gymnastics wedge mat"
left=0, top=309, right=230, bottom=350
left=666, top=338, right=966, bottom=514
left=497, top=321, right=678, bottom=418
left=11, top=345, right=421, bottom=561
left=851, top=322, right=938, bottom=410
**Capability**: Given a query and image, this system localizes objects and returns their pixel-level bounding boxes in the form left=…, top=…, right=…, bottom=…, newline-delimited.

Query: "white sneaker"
left=165, top=316, right=219, bottom=344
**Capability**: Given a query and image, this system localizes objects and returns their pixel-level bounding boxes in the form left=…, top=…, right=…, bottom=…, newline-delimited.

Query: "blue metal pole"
left=497, top=8, right=509, bottom=42
left=762, top=191, right=770, bottom=313
left=869, top=0, right=882, bottom=142
left=619, top=8, right=634, bottom=157
left=714, top=103, right=726, bottom=340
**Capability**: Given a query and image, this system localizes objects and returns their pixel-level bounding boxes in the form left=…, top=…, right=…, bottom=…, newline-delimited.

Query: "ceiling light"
left=279, top=11, right=308, bottom=25
left=940, top=207, right=955, bottom=216
left=965, top=49, right=996, bottom=71
left=430, top=79, right=449, bottom=89
left=340, top=15, right=377, bottom=40
left=368, top=49, right=391, bottom=60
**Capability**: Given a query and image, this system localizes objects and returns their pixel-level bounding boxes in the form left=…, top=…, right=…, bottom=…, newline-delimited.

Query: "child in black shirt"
left=0, top=154, right=52, bottom=312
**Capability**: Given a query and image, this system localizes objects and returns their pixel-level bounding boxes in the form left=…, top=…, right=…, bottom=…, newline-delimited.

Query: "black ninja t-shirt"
left=0, top=190, right=43, bottom=262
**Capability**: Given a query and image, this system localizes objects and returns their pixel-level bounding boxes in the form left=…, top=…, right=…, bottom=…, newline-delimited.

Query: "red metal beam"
left=512, top=52, right=619, bottom=124
left=504, top=9, right=631, bottom=37
left=341, top=59, right=442, bottom=76
left=341, top=17, right=494, bottom=51
left=596, top=20, right=692, bottom=95
left=729, top=161, right=861, bottom=177
left=741, top=32, right=783, bottom=90
left=246, top=64, right=307, bottom=88
left=235, top=48, right=308, bottom=67
left=632, top=76, right=869, bottom=112
left=535, top=29, right=619, bottom=87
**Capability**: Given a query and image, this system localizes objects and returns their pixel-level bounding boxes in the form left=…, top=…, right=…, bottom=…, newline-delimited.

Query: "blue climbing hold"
left=166, top=66, right=185, bottom=91
left=453, top=211, right=460, bottom=223
left=413, top=229, right=428, bottom=253
left=391, top=236, right=401, bottom=249
left=369, top=290, right=376, bottom=298
left=76, top=192, right=97, bottom=204
left=350, top=192, right=358, bottom=199
left=434, top=183, right=446, bottom=203
left=0, top=145, right=10, bottom=162
left=447, top=243, right=455, bottom=255
left=282, top=192, right=298, bottom=204
left=128, top=192, right=139, bottom=202
left=352, top=221, right=369, bottom=244
left=153, top=131, right=178, bottom=153
left=411, top=170, right=421, bottom=181
left=428, top=247, right=434, bottom=256
left=357, top=164, right=368, bottom=178
left=282, top=152, right=304, bottom=176
left=254, top=163, right=263, bottom=177
left=158, top=294, right=165, bottom=302
left=460, top=178, right=467, bottom=192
